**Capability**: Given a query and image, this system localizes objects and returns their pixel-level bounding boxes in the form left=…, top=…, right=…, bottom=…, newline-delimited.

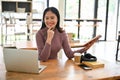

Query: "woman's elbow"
left=39, top=55, right=49, bottom=62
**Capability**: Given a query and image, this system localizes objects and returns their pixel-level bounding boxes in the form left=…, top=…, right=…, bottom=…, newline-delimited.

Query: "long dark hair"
left=40, top=7, right=64, bottom=33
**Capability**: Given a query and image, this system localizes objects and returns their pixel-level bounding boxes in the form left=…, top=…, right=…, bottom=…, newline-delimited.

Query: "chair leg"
left=116, top=35, right=120, bottom=61
left=116, top=49, right=119, bottom=61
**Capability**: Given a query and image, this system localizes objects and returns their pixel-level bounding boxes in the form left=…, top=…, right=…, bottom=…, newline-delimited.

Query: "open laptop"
left=3, top=47, right=46, bottom=74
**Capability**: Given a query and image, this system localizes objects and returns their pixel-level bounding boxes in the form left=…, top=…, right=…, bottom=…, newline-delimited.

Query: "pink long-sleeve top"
left=36, top=27, right=77, bottom=61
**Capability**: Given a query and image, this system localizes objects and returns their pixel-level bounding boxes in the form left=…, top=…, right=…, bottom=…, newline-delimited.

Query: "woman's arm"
left=36, top=30, right=51, bottom=61
left=62, top=32, right=75, bottom=59
left=74, top=35, right=102, bottom=53
left=62, top=32, right=87, bottom=59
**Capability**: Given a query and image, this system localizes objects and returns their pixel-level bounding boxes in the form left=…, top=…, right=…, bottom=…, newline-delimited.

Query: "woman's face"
left=44, top=11, right=58, bottom=29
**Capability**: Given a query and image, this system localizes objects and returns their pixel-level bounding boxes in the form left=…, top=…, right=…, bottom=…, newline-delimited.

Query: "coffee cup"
left=74, top=53, right=81, bottom=64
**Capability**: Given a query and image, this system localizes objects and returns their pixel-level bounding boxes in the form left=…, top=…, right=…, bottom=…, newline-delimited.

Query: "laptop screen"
left=3, top=48, right=46, bottom=73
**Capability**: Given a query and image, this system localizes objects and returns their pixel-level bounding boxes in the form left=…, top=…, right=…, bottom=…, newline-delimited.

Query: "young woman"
left=36, top=7, right=88, bottom=61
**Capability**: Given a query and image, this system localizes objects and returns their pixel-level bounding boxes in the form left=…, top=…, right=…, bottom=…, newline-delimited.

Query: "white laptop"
left=3, top=47, right=46, bottom=74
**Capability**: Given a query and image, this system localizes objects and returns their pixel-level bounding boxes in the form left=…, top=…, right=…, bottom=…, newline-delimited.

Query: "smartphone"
left=78, top=64, right=92, bottom=70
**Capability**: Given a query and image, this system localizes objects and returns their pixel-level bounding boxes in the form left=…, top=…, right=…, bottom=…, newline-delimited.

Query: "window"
left=32, top=0, right=47, bottom=19
left=80, top=0, right=95, bottom=41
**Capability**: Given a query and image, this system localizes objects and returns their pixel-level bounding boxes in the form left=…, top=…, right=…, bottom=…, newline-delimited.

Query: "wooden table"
left=1, top=56, right=120, bottom=80
left=2, top=41, right=120, bottom=80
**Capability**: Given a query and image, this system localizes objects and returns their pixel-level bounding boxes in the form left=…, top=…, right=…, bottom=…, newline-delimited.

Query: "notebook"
left=82, top=61, right=104, bottom=69
left=3, top=48, right=46, bottom=74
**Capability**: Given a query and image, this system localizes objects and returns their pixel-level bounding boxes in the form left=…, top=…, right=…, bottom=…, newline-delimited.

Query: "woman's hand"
left=77, top=43, right=93, bottom=53
left=77, top=35, right=102, bottom=54
left=46, top=28, right=54, bottom=45
left=77, top=47, right=87, bottom=53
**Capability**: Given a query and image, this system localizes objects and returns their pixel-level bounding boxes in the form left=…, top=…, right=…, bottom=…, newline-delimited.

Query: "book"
left=82, top=61, right=104, bottom=69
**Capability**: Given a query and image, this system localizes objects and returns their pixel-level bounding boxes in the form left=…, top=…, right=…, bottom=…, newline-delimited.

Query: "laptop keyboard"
left=39, top=68, right=42, bottom=70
